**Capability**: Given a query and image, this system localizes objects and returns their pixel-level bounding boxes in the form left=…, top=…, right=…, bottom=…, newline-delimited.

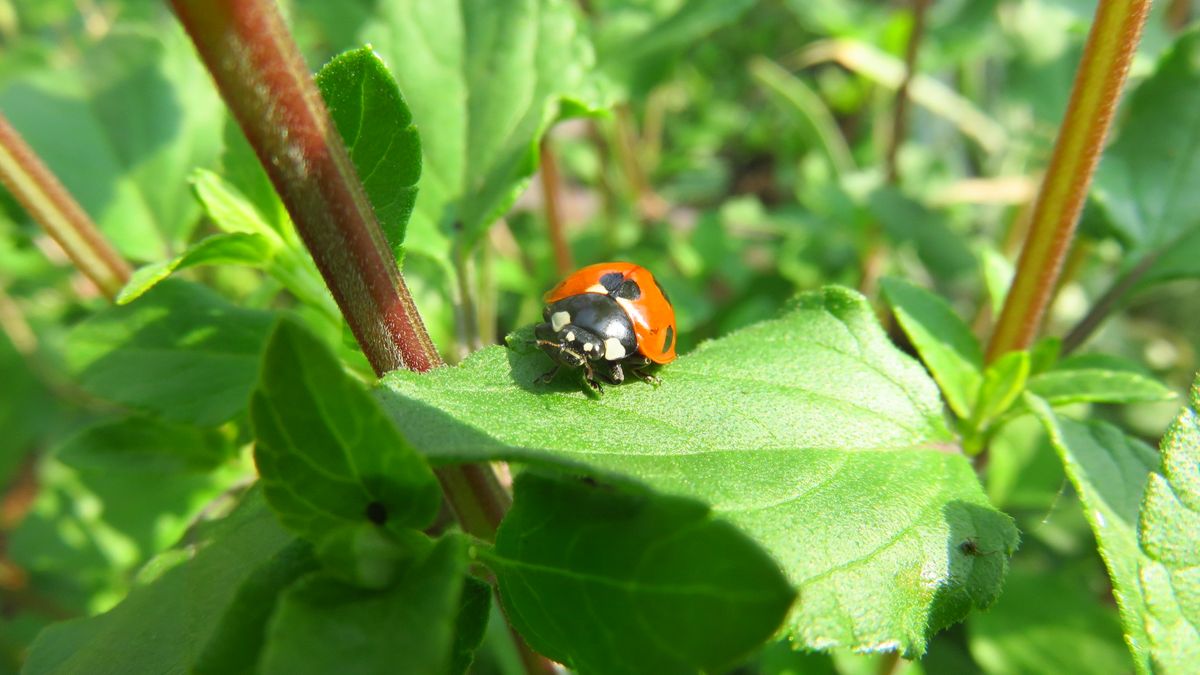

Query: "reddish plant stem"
left=985, top=0, right=1150, bottom=363
left=538, top=139, right=573, bottom=277
left=885, top=0, right=931, bottom=184
left=0, top=113, right=131, bottom=299
left=171, top=0, right=437, bottom=375
left=1167, top=0, right=1190, bottom=30
left=166, top=9, right=540, bottom=668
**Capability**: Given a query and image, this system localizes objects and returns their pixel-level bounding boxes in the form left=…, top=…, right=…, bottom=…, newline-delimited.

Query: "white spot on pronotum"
left=551, top=311, right=570, bottom=331
left=603, top=338, right=626, bottom=361
left=565, top=331, right=576, bottom=342
left=586, top=283, right=607, bottom=294
left=583, top=342, right=594, bottom=352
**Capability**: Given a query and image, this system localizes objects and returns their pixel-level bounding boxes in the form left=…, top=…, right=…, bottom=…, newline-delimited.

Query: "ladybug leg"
left=625, top=356, right=661, bottom=386
left=581, top=362, right=604, bottom=393
left=604, top=363, right=625, bottom=385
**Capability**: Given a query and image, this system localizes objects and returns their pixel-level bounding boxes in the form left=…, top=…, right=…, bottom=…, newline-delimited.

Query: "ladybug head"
left=533, top=316, right=605, bottom=367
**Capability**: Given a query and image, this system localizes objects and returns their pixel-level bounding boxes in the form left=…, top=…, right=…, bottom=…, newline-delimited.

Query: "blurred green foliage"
left=1, top=0, right=1199, bottom=673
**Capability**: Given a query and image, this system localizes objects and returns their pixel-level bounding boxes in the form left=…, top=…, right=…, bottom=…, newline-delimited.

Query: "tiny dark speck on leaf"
left=366, top=501, right=388, bottom=525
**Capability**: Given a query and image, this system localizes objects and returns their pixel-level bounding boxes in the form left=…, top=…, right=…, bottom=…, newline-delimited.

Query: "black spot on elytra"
left=600, top=272, right=624, bottom=293
left=662, top=325, right=674, bottom=354
left=365, top=501, right=388, bottom=525
left=615, top=279, right=642, bottom=300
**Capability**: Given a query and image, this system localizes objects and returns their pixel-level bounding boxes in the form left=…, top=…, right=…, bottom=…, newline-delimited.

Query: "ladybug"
left=534, top=262, right=676, bottom=389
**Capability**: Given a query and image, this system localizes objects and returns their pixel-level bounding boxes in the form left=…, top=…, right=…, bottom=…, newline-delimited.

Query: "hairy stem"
left=169, top=0, right=512, bottom=539
left=885, top=0, right=931, bottom=184
left=985, top=0, right=1150, bottom=363
left=539, top=138, right=573, bottom=276
left=0, top=113, right=131, bottom=299
left=171, top=0, right=437, bottom=375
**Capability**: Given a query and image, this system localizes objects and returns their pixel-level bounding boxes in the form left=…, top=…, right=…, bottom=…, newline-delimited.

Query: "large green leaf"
left=258, top=535, right=469, bottom=675
left=1092, top=29, right=1200, bottom=271
left=251, top=319, right=442, bottom=543
left=1138, top=379, right=1200, bottom=671
left=23, top=489, right=294, bottom=675
left=315, top=46, right=421, bottom=262
left=379, top=287, right=1018, bottom=654
left=1029, top=394, right=1159, bottom=672
left=0, top=25, right=223, bottom=261
left=116, top=233, right=274, bottom=305
left=488, top=472, right=794, bottom=674
left=361, top=0, right=603, bottom=257
left=65, top=280, right=275, bottom=426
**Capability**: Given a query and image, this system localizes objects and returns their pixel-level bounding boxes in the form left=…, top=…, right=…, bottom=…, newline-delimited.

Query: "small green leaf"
left=251, top=318, right=441, bottom=543
left=194, top=540, right=319, bottom=675
left=980, top=247, right=1014, bottom=318
left=1027, top=368, right=1176, bottom=407
left=191, top=168, right=288, bottom=241
left=881, top=276, right=983, bottom=419
left=1028, top=394, right=1157, bottom=672
left=316, top=46, right=420, bottom=262
left=1029, top=336, right=1062, bottom=375
left=23, top=489, right=294, bottom=675
left=486, top=472, right=794, bottom=675
left=66, top=280, right=275, bottom=426
left=380, top=287, right=1017, bottom=655
left=220, top=121, right=290, bottom=235
left=968, top=563, right=1134, bottom=675
left=451, top=576, right=492, bottom=675
left=259, top=535, right=468, bottom=675
left=191, top=168, right=334, bottom=315
left=1138, top=378, right=1200, bottom=672
left=972, top=350, right=1030, bottom=429
left=116, top=232, right=275, bottom=305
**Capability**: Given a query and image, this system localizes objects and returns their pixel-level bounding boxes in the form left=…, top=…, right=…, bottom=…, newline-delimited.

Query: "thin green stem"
left=1061, top=249, right=1160, bottom=354
left=885, top=0, right=931, bottom=184
left=0, top=113, right=131, bottom=299
left=986, top=0, right=1150, bottom=363
left=538, top=138, right=573, bottom=277
left=453, top=239, right=482, bottom=354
